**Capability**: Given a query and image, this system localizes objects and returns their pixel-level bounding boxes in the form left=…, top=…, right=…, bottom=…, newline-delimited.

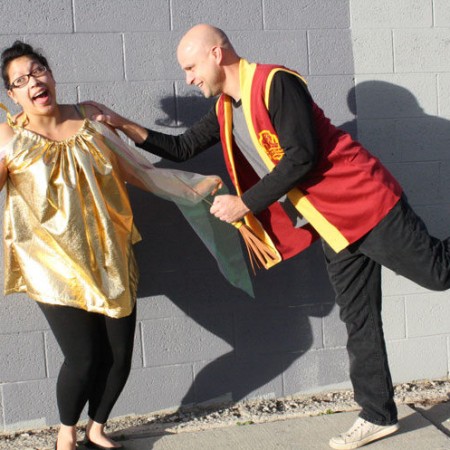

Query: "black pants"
left=323, top=196, right=450, bottom=426
left=38, top=303, right=136, bottom=426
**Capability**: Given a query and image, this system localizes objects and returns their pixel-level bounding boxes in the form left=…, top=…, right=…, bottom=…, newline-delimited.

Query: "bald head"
left=177, top=24, right=241, bottom=99
left=177, top=24, right=236, bottom=61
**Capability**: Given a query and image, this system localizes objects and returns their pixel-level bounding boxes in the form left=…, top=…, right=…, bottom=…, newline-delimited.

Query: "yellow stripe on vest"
left=218, top=81, right=282, bottom=267
left=239, top=59, right=349, bottom=253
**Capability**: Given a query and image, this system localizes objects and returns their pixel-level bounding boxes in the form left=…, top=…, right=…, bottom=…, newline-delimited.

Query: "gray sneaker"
left=329, top=417, right=399, bottom=449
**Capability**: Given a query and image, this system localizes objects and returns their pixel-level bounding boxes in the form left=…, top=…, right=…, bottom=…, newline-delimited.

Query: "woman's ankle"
left=56, top=424, right=77, bottom=450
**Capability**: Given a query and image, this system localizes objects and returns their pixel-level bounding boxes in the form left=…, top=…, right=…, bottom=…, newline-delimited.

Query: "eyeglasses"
left=9, top=65, right=48, bottom=89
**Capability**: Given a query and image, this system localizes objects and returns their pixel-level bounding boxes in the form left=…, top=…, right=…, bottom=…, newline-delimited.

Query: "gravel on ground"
left=1, top=378, right=449, bottom=450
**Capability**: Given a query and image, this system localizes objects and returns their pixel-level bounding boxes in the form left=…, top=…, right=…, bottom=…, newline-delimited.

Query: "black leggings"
left=38, top=303, right=136, bottom=426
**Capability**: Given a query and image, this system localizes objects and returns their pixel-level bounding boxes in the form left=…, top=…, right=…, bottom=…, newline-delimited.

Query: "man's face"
left=177, top=43, right=223, bottom=98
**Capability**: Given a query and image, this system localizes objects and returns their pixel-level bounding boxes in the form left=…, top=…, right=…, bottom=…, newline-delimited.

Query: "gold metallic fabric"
left=1, top=104, right=255, bottom=306
left=2, top=117, right=141, bottom=318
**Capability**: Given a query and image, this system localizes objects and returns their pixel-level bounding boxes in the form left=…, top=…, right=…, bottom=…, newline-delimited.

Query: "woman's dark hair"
left=1, top=41, right=50, bottom=89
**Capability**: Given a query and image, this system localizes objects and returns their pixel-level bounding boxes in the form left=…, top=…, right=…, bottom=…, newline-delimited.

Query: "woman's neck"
left=24, top=104, right=84, bottom=141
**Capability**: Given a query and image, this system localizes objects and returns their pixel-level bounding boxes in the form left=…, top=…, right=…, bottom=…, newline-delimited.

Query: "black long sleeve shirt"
left=138, top=71, right=318, bottom=214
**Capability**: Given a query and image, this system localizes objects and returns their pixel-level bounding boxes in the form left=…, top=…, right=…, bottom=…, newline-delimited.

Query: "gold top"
left=2, top=111, right=140, bottom=318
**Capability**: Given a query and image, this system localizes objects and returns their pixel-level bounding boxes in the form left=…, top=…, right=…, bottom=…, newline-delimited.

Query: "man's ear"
left=210, top=45, right=223, bottom=64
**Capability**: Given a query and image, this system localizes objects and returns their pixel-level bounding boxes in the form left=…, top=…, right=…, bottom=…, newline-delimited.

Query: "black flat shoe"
left=84, top=438, right=123, bottom=450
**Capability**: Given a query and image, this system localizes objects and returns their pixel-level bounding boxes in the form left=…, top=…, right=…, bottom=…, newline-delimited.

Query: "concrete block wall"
left=0, top=0, right=449, bottom=431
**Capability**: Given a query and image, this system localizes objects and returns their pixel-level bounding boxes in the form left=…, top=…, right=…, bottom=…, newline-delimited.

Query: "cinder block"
left=0, top=35, right=25, bottom=58
left=2, top=378, right=59, bottom=429
left=0, top=0, right=72, bottom=34
left=387, top=336, right=448, bottom=383
left=176, top=83, right=217, bottom=127
left=394, top=29, right=450, bottom=73
left=413, top=203, right=450, bottom=240
left=45, top=332, right=63, bottom=379
left=434, top=0, right=450, bottom=27
left=438, top=74, right=450, bottom=120
left=405, top=291, right=450, bottom=338
left=350, top=0, right=432, bottom=28
left=354, top=74, right=437, bottom=119
left=193, top=354, right=284, bottom=404
left=382, top=268, right=432, bottom=297
left=110, top=365, right=194, bottom=416
left=264, top=0, right=349, bottom=30
left=124, top=32, right=182, bottom=81
left=141, top=315, right=233, bottom=366
left=55, top=84, right=78, bottom=105
left=227, top=30, right=309, bottom=75
left=307, top=75, right=357, bottom=125
left=322, top=305, right=347, bottom=348
left=79, top=80, right=176, bottom=132
left=0, top=295, right=48, bottom=333
left=249, top=243, right=334, bottom=308
left=395, top=117, right=450, bottom=163
left=136, top=295, right=188, bottom=320
left=356, top=118, right=401, bottom=163
left=351, top=29, right=393, bottom=74
left=382, top=296, right=406, bottom=341
left=171, top=0, right=263, bottom=31
left=283, top=348, right=350, bottom=395
left=23, top=34, right=124, bottom=83
left=388, top=161, right=440, bottom=205
left=308, top=29, right=354, bottom=75
left=448, top=336, right=450, bottom=376
left=234, top=306, right=324, bottom=356
left=0, top=389, right=4, bottom=431
left=74, top=0, right=170, bottom=32
left=0, top=332, right=46, bottom=382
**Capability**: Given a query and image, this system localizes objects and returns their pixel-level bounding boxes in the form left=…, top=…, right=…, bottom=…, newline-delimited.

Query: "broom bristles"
left=234, top=222, right=279, bottom=273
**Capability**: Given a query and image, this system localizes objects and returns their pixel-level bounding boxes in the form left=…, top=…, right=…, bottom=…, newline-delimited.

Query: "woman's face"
left=6, top=55, right=56, bottom=115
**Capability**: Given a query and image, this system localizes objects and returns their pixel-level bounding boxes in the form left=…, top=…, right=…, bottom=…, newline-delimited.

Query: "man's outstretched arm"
left=83, top=101, right=221, bottom=162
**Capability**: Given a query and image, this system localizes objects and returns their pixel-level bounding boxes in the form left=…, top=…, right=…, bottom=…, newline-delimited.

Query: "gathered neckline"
left=16, top=118, right=91, bottom=145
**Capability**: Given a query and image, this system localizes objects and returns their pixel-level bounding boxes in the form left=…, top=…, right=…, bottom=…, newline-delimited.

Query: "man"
left=87, top=24, right=450, bottom=449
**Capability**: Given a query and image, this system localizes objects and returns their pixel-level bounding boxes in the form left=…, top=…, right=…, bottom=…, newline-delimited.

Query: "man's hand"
left=80, top=101, right=149, bottom=144
left=210, top=195, right=250, bottom=223
left=81, top=101, right=126, bottom=128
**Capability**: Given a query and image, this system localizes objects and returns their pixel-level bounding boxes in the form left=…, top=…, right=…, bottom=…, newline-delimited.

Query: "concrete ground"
left=111, top=403, right=450, bottom=450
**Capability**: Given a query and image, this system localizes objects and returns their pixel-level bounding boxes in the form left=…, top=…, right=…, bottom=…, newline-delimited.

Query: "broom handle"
left=173, top=174, right=214, bottom=206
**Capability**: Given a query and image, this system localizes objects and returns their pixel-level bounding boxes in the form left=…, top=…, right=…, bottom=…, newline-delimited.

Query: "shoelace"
left=344, top=419, right=372, bottom=438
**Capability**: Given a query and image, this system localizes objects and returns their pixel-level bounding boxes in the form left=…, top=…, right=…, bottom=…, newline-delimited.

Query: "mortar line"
left=71, top=0, right=76, bottom=33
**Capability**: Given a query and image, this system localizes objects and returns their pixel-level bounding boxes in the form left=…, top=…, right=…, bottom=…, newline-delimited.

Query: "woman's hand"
left=0, top=159, right=8, bottom=191
left=0, top=122, right=12, bottom=191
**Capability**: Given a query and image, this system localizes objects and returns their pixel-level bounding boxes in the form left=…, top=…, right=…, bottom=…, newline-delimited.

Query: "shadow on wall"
left=128, top=92, right=337, bottom=410
left=340, top=80, right=450, bottom=237
left=341, top=80, right=450, bottom=166
left=128, top=79, right=450, bottom=415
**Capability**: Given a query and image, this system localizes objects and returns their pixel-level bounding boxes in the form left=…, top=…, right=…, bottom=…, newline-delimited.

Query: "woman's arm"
left=0, top=122, right=13, bottom=191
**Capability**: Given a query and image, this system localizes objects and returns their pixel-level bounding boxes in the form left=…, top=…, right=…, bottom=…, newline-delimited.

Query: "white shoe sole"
left=329, top=423, right=400, bottom=449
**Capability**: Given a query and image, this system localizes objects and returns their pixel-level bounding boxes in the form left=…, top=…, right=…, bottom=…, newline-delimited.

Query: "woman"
left=0, top=41, right=226, bottom=450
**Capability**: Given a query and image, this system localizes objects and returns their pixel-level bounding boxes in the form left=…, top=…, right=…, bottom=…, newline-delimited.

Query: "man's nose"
left=186, top=73, right=194, bottom=85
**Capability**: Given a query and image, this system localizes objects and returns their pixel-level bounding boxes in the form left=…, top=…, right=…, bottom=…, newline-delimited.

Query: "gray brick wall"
left=0, top=0, right=449, bottom=432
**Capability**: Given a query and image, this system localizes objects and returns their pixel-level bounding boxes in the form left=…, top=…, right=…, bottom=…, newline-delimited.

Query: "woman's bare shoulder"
left=0, top=122, right=14, bottom=148
left=80, top=102, right=103, bottom=119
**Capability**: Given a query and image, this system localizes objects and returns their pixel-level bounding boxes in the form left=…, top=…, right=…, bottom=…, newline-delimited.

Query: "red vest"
left=216, top=60, right=402, bottom=262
